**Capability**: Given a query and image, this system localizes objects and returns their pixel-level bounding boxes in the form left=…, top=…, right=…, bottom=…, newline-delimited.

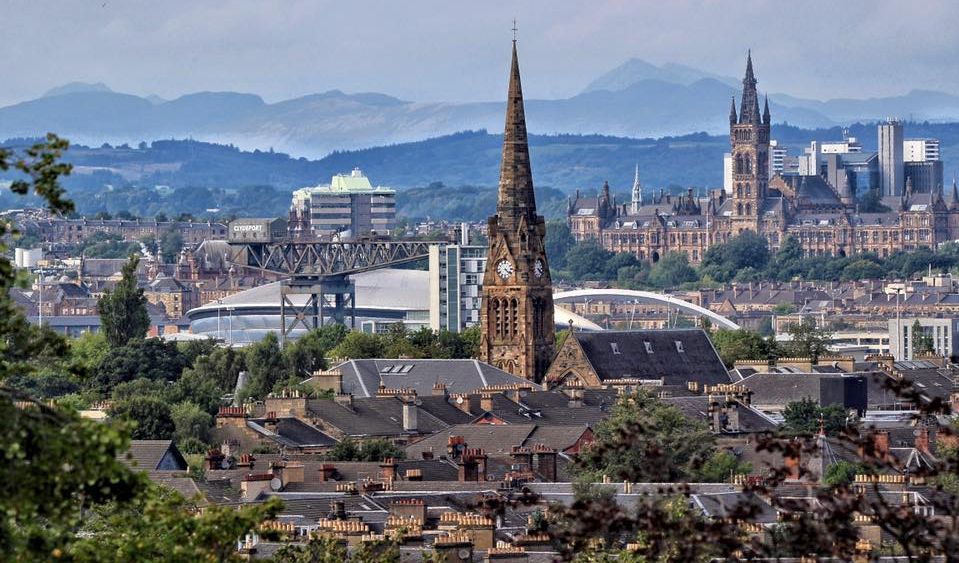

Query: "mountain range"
left=4, top=58, right=959, bottom=157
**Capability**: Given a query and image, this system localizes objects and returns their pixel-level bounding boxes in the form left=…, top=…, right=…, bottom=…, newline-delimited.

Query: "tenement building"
left=568, top=53, right=959, bottom=263
left=478, top=40, right=555, bottom=382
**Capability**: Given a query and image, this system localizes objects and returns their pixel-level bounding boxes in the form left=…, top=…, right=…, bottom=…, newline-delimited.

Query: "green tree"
left=840, top=258, right=884, bottom=281
left=823, top=460, right=860, bottom=488
left=188, top=345, right=246, bottom=393
left=911, top=319, right=935, bottom=356
left=98, top=254, right=150, bottom=347
left=565, top=239, right=615, bottom=280
left=647, top=251, right=697, bottom=289
left=785, top=317, right=832, bottom=362
left=110, top=396, right=175, bottom=440
left=699, top=231, right=769, bottom=282
left=68, top=486, right=282, bottom=562
left=331, top=330, right=386, bottom=359
left=241, top=332, right=285, bottom=400
left=545, top=219, right=575, bottom=269
left=170, top=401, right=213, bottom=443
left=574, top=391, right=715, bottom=482
left=782, top=398, right=848, bottom=437
left=91, top=338, right=188, bottom=393
left=160, top=227, right=184, bottom=263
left=709, top=328, right=778, bottom=367
left=695, top=450, right=753, bottom=482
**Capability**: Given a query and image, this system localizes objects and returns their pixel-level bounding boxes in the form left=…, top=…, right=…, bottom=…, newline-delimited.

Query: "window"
left=610, top=342, right=621, bottom=355
left=644, top=341, right=654, bottom=354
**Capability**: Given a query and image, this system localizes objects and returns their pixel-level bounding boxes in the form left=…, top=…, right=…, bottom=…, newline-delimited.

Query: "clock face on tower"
left=533, top=259, right=544, bottom=279
left=496, top=259, right=514, bottom=280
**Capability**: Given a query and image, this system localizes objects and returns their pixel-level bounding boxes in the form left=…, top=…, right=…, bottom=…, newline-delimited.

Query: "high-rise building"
left=904, top=139, right=940, bottom=162
left=289, top=168, right=396, bottom=239
left=769, top=140, right=788, bottom=176
left=429, top=226, right=486, bottom=333
left=878, top=119, right=904, bottom=197
left=478, top=40, right=555, bottom=382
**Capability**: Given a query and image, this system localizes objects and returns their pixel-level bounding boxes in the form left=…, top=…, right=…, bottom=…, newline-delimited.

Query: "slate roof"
left=405, top=424, right=538, bottom=458
left=117, top=440, right=187, bottom=471
left=335, top=359, right=530, bottom=399
left=247, top=418, right=338, bottom=448
left=306, top=396, right=452, bottom=437
left=568, top=329, right=730, bottom=386
left=524, top=425, right=591, bottom=453
left=468, top=391, right=610, bottom=427
left=739, top=372, right=866, bottom=407
left=661, top=396, right=777, bottom=434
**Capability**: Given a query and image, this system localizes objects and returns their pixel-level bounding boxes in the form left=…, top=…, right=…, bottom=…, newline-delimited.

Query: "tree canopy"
left=97, top=254, right=150, bottom=347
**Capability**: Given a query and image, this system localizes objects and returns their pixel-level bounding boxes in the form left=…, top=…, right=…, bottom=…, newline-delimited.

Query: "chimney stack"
left=402, top=395, right=418, bottom=433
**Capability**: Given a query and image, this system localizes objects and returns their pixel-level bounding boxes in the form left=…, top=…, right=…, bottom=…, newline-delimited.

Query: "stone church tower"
left=478, top=40, right=555, bottom=382
left=729, top=51, right=770, bottom=232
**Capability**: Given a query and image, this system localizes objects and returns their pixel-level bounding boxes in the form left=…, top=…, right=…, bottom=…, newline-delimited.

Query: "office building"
left=905, top=161, right=944, bottom=194
left=289, top=168, right=396, bottom=239
left=769, top=140, right=788, bottom=176
left=904, top=139, right=940, bottom=162
left=879, top=120, right=904, bottom=197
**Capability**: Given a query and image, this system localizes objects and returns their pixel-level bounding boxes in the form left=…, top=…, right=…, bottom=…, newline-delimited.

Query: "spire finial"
left=512, top=18, right=517, bottom=42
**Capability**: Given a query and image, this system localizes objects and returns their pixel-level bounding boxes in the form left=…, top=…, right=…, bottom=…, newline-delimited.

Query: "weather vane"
left=512, top=18, right=517, bottom=41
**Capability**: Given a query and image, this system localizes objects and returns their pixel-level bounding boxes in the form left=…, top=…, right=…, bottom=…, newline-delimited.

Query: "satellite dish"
left=270, top=477, right=282, bottom=491
left=457, top=549, right=471, bottom=560
left=456, top=396, right=464, bottom=404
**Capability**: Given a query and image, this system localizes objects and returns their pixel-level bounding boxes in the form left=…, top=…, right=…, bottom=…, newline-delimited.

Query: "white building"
left=769, top=140, right=788, bottom=176
left=888, top=317, right=959, bottom=361
left=429, top=226, right=485, bottom=333
left=289, top=168, right=396, bottom=239
left=904, top=139, right=941, bottom=162
left=723, top=153, right=733, bottom=194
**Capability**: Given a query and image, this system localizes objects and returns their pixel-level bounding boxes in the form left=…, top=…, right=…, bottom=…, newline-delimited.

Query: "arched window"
left=746, top=185, right=751, bottom=197
left=746, top=203, right=752, bottom=215
left=510, top=299, right=519, bottom=338
left=737, top=203, right=743, bottom=215
left=745, top=158, right=752, bottom=173
left=736, top=184, right=742, bottom=198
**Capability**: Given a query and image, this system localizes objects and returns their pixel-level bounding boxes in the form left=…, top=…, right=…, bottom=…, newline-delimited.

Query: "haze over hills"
left=5, top=59, right=959, bottom=158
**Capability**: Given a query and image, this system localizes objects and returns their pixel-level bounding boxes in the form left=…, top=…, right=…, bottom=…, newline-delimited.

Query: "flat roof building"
left=289, top=168, right=396, bottom=239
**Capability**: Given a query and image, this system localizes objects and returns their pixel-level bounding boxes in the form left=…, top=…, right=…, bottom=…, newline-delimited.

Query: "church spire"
left=952, top=177, right=959, bottom=210
left=739, top=50, right=760, bottom=124
left=729, top=96, right=737, bottom=124
left=763, top=94, right=771, bottom=124
left=631, top=164, right=643, bottom=213
left=496, top=40, right=537, bottom=225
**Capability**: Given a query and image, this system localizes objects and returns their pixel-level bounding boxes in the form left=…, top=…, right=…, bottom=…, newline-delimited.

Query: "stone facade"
left=568, top=54, right=959, bottom=263
left=478, top=42, right=555, bottom=382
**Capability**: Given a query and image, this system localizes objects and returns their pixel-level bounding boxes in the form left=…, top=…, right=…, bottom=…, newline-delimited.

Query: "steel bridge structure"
left=227, top=238, right=446, bottom=343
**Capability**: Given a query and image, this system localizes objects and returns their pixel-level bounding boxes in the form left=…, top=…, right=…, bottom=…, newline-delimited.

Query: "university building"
left=288, top=168, right=396, bottom=239
left=568, top=53, right=959, bottom=263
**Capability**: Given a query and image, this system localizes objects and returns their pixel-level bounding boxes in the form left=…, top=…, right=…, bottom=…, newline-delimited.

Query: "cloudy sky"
left=3, top=0, right=958, bottom=107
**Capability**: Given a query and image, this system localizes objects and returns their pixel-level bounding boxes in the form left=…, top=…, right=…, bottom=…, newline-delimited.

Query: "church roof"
left=567, top=329, right=730, bottom=387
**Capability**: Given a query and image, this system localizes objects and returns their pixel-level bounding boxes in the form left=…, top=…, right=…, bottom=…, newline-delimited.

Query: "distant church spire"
left=739, top=50, right=761, bottom=124
left=729, top=96, right=738, bottom=124
left=496, top=39, right=537, bottom=227
left=763, top=94, right=771, bottom=125
left=952, top=177, right=959, bottom=210
left=631, top=164, right=643, bottom=213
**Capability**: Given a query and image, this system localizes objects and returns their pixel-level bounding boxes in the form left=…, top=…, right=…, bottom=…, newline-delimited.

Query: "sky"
left=3, top=0, right=959, bottom=107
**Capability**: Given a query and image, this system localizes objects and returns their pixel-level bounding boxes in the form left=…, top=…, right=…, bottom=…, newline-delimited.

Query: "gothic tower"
left=479, top=40, right=555, bottom=382
left=729, top=51, right=770, bottom=232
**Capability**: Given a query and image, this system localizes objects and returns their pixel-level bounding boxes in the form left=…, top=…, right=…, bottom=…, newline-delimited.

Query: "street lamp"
left=227, top=306, right=235, bottom=346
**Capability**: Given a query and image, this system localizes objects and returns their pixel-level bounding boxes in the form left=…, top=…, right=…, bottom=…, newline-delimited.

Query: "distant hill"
left=7, top=60, right=959, bottom=158
left=583, top=58, right=739, bottom=92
